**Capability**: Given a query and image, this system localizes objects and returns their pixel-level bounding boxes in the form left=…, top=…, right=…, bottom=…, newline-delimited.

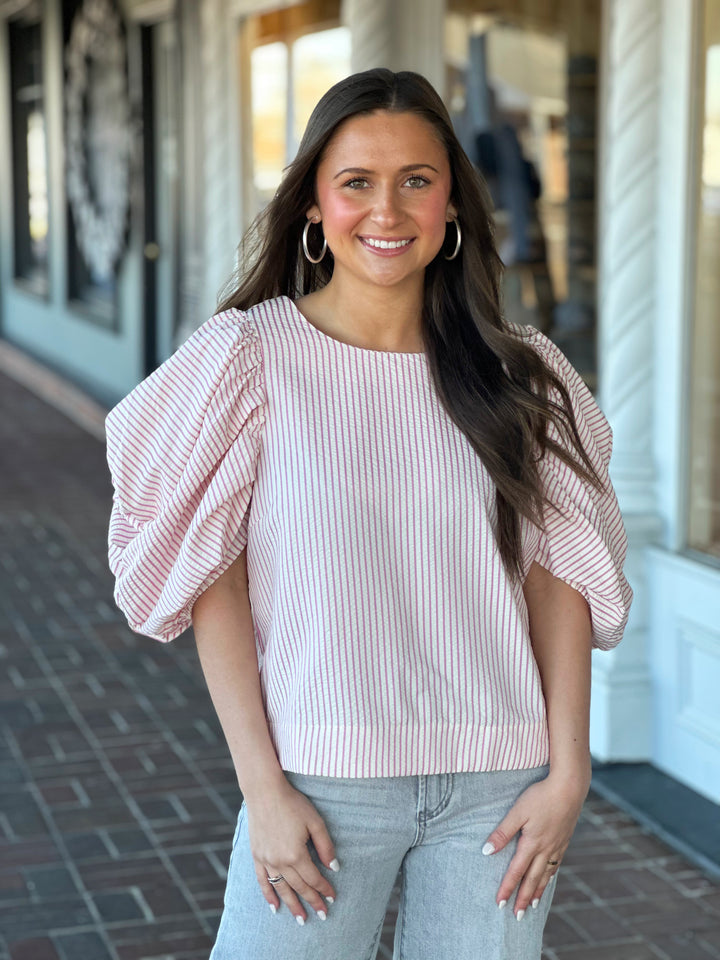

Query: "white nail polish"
left=317, top=909, right=327, bottom=921
left=296, top=915, right=305, bottom=926
left=497, top=899, right=507, bottom=910
left=482, top=842, right=495, bottom=856
left=325, top=896, right=335, bottom=904
left=532, top=898, right=540, bottom=909
left=269, top=903, right=277, bottom=914
left=516, top=909, right=525, bottom=921
left=329, top=859, right=340, bottom=872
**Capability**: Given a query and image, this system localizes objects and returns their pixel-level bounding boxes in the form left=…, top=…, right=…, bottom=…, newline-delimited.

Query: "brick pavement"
left=1, top=364, right=720, bottom=960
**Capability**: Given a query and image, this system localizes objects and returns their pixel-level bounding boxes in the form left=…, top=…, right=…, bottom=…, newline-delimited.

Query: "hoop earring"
left=302, top=219, right=327, bottom=264
left=444, top=217, right=462, bottom=260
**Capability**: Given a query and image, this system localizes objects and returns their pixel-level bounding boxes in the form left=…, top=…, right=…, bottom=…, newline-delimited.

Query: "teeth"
left=364, top=238, right=411, bottom=249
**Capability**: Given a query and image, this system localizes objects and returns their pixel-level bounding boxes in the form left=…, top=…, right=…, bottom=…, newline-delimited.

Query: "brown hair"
left=217, top=68, right=602, bottom=577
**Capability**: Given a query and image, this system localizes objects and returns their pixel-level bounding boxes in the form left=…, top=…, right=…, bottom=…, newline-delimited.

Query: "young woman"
left=105, top=69, right=632, bottom=960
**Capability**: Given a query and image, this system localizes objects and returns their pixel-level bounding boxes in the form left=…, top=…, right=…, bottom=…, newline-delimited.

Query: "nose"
left=370, top=185, right=404, bottom=229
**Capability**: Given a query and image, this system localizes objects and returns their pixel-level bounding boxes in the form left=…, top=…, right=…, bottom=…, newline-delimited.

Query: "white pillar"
left=592, top=0, right=664, bottom=760
left=342, top=0, right=445, bottom=96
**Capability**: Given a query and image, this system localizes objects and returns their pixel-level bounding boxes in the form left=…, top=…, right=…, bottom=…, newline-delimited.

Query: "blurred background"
left=0, top=0, right=719, bottom=958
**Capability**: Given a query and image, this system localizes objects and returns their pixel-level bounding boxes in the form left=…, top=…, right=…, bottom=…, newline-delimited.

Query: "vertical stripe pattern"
left=106, top=296, right=632, bottom=778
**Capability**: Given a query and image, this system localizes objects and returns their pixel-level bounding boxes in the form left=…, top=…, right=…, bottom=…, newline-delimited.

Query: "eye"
left=405, top=174, right=430, bottom=188
left=343, top=177, right=369, bottom=189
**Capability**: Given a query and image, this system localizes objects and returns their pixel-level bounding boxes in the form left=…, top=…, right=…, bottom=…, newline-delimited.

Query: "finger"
left=529, top=868, right=557, bottom=910
left=483, top=809, right=526, bottom=856
left=513, top=854, right=553, bottom=917
left=280, top=864, right=331, bottom=920
left=495, top=843, right=534, bottom=908
left=263, top=867, right=310, bottom=924
left=253, top=861, right=280, bottom=915
left=296, top=854, right=337, bottom=904
left=307, top=816, right=340, bottom=877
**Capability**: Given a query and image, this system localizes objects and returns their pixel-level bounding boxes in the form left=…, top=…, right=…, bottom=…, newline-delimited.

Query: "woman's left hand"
left=482, top=770, right=590, bottom=917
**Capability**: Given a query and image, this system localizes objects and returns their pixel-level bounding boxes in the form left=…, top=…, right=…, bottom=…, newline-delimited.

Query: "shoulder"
left=160, top=306, right=264, bottom=387
left=504, top=322, right=593, bottom=403
left=504, top=322, right=572, bottom=373
left=106, top=306, right=266, bottom=438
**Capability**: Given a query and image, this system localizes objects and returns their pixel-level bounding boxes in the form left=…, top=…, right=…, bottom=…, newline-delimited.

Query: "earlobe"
left=447, top=205, right=458, bottom=221
left=306, top=204, right=321, bottom=223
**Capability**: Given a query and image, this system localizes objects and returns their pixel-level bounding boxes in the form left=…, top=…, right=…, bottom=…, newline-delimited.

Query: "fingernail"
left=482, top=842, right=495, bottom=856
left=497, top=899, right=507, bottom=910
left=329, top=859, right=340, bottom=872
left=296, top=915, right=305, bottom=926
left=317, top=909, right=327, bottom=921
left=269, top=903, right=277, bottom=914
left=325, top=896, right=335, bottom=904
left=516, top=909, right=525, bottom=921
left=532, top=898, right=540, bottom=909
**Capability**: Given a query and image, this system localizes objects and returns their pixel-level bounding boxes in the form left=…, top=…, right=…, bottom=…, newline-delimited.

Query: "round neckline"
left=281, top=296, right=428, bottom=360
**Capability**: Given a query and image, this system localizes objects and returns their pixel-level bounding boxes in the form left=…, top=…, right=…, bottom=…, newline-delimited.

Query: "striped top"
left=105, top=295, right=632, bottom=778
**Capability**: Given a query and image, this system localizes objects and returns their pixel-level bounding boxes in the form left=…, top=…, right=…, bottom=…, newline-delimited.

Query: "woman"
left=105, top=69, right=632, bottom=959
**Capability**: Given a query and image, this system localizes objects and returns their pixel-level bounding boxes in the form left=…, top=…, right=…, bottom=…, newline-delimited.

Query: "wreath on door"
left=65, top=0, right=131, bottom=283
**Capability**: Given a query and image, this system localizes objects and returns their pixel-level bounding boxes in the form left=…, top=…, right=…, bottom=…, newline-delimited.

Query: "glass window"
left=248, top=2, right=350, bottom=212
left=292, top=27, right=351, bottom=148
left=9, top=14, right=49, bottom=296
left=445, top=1, right=600, bottom=384
left=251, top=41, right=289, bottom=201
left=687, top=1, right=720, bottom=560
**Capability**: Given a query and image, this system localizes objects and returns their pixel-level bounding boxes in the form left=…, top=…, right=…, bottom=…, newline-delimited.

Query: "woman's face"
left=306, top=110, right=457, bottom=294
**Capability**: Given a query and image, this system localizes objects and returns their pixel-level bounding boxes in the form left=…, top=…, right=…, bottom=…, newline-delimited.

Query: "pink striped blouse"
left=105, top=295, right=632, bottom=777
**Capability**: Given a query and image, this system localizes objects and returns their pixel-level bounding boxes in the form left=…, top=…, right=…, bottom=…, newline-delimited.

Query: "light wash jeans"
left=210, top=765, right=555, bottom=960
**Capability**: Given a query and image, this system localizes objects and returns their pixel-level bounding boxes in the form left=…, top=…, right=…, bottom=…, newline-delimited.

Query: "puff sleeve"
left=522, top=327, right=633, bottom=650
left=105, top=309, right=266, bottom=643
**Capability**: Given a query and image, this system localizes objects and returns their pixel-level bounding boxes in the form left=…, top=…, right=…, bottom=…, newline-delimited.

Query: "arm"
left=191, top=550, right=338, bottom=922
left=482, top=560, right=592, bottom=917
left=525, top=560, right=592, bottom=791
left=192, top=549, right=286, bottom=802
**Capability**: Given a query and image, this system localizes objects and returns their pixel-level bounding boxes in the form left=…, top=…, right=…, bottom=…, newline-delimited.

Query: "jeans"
left=210, top=765, right=555, bottom=960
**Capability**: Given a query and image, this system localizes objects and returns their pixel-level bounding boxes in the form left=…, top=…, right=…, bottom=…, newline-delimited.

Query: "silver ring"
left=267, top=874, right=284, bottom=885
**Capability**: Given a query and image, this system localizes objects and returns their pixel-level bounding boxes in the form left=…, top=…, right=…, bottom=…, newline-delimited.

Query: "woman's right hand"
left=245, top=778, right=339, bottom=924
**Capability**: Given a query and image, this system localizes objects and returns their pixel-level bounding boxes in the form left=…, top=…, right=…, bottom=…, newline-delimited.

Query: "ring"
left=546, top=860, right=560, bottom=866
left=267, top=874, right=284, bottom=885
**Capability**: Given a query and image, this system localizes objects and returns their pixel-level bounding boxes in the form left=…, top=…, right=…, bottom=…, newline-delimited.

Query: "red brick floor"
left=1, top=366, right=719, bottom=960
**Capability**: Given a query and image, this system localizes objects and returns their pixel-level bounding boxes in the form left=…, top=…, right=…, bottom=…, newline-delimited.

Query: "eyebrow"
left=332, top=163, right=440, bottom=180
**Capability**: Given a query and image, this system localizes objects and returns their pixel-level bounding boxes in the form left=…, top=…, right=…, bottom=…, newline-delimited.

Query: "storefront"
left=1, top=0, right=718, bottom=805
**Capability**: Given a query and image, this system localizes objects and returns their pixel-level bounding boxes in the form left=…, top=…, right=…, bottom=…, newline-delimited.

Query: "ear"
left=306, top=204, right=321, bottom=222
left=446, top=203, right=458, bottom=221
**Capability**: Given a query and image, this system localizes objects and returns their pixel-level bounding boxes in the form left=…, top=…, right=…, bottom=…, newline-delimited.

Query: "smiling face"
left=306, top=110, right=457, bottom=294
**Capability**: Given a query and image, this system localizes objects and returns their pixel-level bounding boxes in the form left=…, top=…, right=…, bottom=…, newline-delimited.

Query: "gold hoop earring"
left=444, top=217, right=461, bottom=261
left=302, top=219, right=327, bottom=264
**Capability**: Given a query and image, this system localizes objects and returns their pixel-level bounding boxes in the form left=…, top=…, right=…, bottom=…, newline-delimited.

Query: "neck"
left=313, top=274, right=425, bottom=353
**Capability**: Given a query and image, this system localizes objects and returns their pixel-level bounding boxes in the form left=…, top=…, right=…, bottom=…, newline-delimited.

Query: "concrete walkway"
left=1, top=365, right=719, bottom=960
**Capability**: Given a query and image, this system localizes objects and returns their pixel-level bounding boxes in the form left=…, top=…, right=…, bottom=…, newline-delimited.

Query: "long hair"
left=217, top=68, right=602, bottom=577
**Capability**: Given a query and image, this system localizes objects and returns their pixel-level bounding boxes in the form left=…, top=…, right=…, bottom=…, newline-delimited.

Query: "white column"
left=176, top=0, right=242, bottom=341
left=592, top=0, right=664, bottom=760
left=342, top=0, right=445, bottom=96
left=199, top=0, right=242, bottom=324
left=176, top=0, right=205, bottom=342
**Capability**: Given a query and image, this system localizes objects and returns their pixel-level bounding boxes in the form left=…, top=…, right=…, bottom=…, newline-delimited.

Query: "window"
left=247, top=1, right=350, bottom=212
left=9, top=12, right=49, bottom=296
left=687, top=1, right=720, bottom=560
left=445, top=1, right=601, bottom=384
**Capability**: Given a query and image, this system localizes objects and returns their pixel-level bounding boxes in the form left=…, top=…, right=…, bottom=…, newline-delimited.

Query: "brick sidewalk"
left=1, top=367, right=719, bottom=960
